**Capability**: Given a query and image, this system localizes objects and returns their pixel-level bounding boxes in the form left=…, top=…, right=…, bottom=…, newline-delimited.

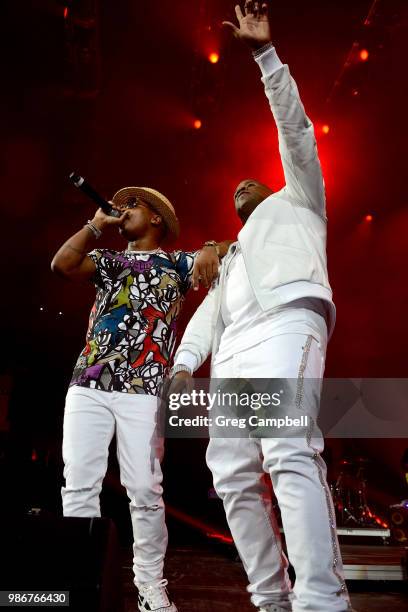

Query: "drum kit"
left=329, top=456, right=386, bottom=527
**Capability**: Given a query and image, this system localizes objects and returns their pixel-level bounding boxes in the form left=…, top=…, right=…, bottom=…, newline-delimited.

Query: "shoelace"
left=140, top=579, right=171, bottom=609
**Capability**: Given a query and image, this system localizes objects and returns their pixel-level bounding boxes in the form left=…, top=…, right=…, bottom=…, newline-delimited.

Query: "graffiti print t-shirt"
left=70, top=248, right=196, bottom=395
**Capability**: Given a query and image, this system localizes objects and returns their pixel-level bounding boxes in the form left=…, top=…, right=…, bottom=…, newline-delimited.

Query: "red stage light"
left=193, top=119, right=202, bottom=130
left=165, top=504, right=232, bottom=543
left=322, top=124, right=330, bottom=135
left=63, top=7, right=69, bottom=19
left=207, top=531, right=234, bottom=544
left=360, top=49, right=369, bottom=61
left=365, top=214, right=373, bottom=222
left=208, top=52, right=219, bottom=64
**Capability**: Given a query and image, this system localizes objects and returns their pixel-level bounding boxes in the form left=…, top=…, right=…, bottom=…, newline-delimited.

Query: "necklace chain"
left=126, top=247, right=161, bottom=254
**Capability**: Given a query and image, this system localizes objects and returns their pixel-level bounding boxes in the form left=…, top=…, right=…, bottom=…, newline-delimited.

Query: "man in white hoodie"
left=169, top=2, right=353, bottom=612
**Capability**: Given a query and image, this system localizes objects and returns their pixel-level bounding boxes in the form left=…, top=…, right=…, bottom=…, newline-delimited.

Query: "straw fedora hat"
left=112, top=186, right=180, bottom=242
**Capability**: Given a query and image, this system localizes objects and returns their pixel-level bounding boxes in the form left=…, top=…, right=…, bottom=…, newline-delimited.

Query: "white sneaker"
left=138, top=578, right=178, bottom=612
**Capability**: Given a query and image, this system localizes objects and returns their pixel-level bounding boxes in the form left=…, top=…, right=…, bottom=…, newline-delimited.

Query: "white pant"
left=207, top=334, right=352, bottom=612
left=61, top=386, right=167, bottom=586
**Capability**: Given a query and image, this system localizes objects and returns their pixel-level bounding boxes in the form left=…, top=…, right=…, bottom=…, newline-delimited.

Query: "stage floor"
left=121, top=544, right=408, bottom=611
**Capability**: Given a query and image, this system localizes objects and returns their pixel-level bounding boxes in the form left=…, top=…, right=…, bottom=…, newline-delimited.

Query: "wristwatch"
left=203, top=240, right=220, bottom=257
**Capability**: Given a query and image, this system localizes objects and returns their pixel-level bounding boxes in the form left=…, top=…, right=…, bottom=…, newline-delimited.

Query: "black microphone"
left=69, top=172, right=121, bottom=218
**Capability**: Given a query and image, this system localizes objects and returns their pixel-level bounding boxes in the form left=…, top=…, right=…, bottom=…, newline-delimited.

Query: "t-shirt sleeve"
left=174, top=250, right=198, bottom=294
left=87, top=248, right=105, bottom=288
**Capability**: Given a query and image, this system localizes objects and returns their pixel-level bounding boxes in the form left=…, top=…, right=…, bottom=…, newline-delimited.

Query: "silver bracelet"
left=85, top=220, right=102, bottom=239
left=252, top=41, right=274, bottom=59
left=171, top=364, right=193, bottom=378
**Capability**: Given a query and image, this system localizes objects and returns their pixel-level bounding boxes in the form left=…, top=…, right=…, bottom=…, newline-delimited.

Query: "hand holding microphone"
left=90, top=206, right=127, bottom=233
left=69, top=172, right=128, bottom=238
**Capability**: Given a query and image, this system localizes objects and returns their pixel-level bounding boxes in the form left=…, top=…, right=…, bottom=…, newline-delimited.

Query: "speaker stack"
left=0, top=514, right=123, bottom=611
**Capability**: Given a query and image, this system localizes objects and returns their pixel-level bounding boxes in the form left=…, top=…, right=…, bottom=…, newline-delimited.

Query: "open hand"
left=223, top=1, right=272, bottom=50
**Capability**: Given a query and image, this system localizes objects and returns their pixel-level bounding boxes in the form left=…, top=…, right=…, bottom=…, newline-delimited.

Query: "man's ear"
left=151, top=214, right=163, bottom=228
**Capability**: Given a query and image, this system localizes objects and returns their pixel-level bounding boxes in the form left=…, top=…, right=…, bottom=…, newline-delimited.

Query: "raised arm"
left=224, top=1, right=326, bottom=216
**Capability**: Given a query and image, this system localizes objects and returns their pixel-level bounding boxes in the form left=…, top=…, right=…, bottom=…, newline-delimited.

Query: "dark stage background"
left=0, top=0, right=407, bottom=540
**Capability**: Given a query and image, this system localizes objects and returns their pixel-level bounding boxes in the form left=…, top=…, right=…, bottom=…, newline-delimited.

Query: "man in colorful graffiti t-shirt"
left=51, top=185, right=230, bottom=612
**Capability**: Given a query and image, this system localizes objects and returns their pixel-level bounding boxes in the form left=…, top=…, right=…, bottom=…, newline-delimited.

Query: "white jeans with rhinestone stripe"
left=207, top=333, right=352, bottom=612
